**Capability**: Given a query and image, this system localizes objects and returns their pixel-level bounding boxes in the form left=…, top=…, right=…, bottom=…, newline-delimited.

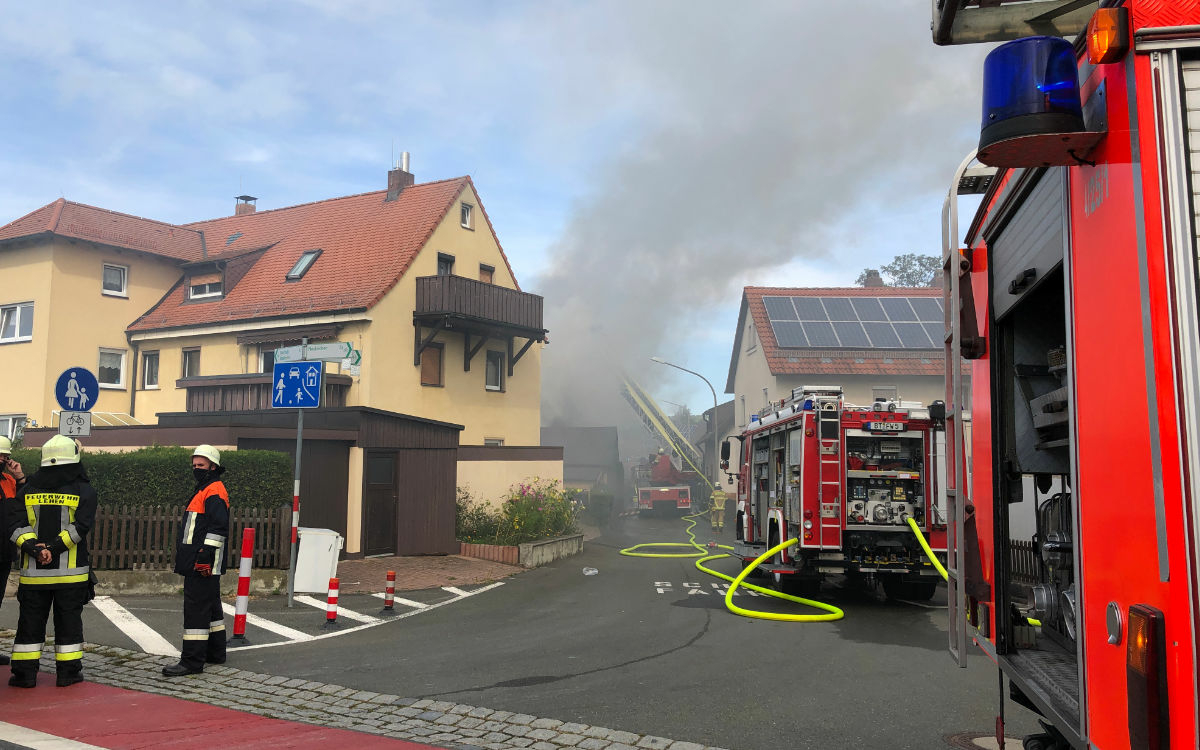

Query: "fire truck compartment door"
left=985, top=167, right=1066, bottom=321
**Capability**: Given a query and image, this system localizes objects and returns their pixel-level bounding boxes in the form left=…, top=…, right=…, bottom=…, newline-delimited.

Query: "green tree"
left=856, top=253, right=940, bottom=287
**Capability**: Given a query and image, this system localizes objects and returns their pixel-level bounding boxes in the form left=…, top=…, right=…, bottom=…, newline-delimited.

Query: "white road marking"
left=91, top=596, right=180, bottom=657
left=294, top=595, right=381, bottom=623
left=220, top=603, right=313, bottom=641
left=896, top=599, right=947, bottom=609
left=0, top=722, right=108, bottom=749
left=370, top=592, right=429, bottom=609
left=441, top=586, right=469, bottom=596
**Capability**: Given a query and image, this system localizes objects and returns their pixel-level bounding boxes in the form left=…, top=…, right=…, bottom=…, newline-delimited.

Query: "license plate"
left=865, top=421, right=904, bottom=432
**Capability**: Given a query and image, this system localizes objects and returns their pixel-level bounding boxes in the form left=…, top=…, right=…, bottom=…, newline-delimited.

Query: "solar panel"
left=833, top=321, right=871, bottom=348
left=822, top=297, right=857, bottom=321
left=792, top=297, right=828, bottom=320
left=771, top=321, right=807, bottom=347
left=894, top=322, right=933, bottom=348
left=880, top=297, right=917, bottom=321
left=910, top=297, right=943, bottom=322
left=864, top=322, right=901, bottom=348
left=923, top=323, right=945, bottom=345
left=764, top=297, right=797, bottom=320
left=850, top=297, right=886, bottom=321
left=802, top=321, right=838, bottom=347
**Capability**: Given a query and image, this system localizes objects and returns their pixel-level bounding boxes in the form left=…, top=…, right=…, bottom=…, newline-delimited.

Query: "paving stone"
left=458, top=718, right=484, bottom=729
left=394, top=707, right=422, bottom=718
left=527, top=729, right=559, bottom=741
left=556, top=734, right=585, bottom=746
left=485, top=744, right=510, bottom=750
left=490, top=711, right=515, bottom=722
left=436, top=715, right=462, bottom=725
left=503, top=726, right=531, bottom=738
left=393, top=697, right=419, bottom=707
left=582, top=728, right=612, bottom=740
left=369, top=694, right=399, bottom=704
left=579, top=739, right=611, bottom=750
left=607, top=743, right=639, bottom=750
left=637, top=738, right=672, bottom=750
left=531, top=719, right=563, bottom=730
left=469, top=707, right=494, bottom=718
left=667, top=743, right=704, bottom=750
left=429, top=700, right=456, bottom=712
left=411, top=699, right=434, bottom=709
left=419, top=711, right=445, bottom=721
left=608, top=732, right=640, bottom=745
left=352, top=690, right=381, bottom=702
left=333, top=688, right=357, bottom=698
left=460, top=728, right=487, bottom=738
left=508, top=739, right=534, bottom=748
left=531, top=743, right=558, bottom=750
left=264, top=675, right=289, bottom=685
left=317, top=684, right=341, bottom=695
left=483, top=732, right=510, bottom=742
left=509, top=714, right=536, bottom=725
left=429, top=732, right=462, bottom=743
left=450, top=704, right=474, bottom=715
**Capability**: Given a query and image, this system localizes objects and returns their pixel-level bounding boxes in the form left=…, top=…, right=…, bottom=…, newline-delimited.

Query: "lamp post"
left=650, top=356, right=719, bottom=488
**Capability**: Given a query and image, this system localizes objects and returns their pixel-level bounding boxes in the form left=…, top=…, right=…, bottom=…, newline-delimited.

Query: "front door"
left=363, top=451, right=397, bottom=556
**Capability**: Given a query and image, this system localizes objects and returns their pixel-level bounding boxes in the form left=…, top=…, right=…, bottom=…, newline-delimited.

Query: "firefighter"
left=162, top=445, right=229, bottom=677
left=0, top=436, right=28, bottom=666
left=4, top=435, right=96, bottom=687
left=709, top=487, right=727, bottom=532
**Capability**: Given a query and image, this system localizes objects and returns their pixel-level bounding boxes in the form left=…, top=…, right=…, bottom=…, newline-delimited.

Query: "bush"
left=456, top=480, right=580, bottom=546
left=7, top=445, right=291, bottom=509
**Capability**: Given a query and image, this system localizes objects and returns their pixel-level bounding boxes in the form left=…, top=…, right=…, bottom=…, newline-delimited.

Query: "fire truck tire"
left=907, top=579, right=938, bottom=601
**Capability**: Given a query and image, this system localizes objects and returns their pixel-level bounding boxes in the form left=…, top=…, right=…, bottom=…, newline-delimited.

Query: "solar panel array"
left=764, top=296, right=944, bottom=350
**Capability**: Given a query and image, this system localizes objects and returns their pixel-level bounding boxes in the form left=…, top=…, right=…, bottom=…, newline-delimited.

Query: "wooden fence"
left=88, top=504, right=291, bottom=570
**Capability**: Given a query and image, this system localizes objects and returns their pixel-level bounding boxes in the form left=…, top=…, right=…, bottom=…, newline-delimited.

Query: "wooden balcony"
left=414, top=275, right=545, bottom=338
left=179, top=373, right=352, bottom=412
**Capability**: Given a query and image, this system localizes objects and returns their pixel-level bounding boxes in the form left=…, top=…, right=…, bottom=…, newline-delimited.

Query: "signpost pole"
left=286, top=338, right=307, bottom=608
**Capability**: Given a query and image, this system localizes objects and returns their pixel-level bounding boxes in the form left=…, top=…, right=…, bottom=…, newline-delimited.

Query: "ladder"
left=620, top=377, right=711, bottom=488
left=815, top=394, right=843, bottom=545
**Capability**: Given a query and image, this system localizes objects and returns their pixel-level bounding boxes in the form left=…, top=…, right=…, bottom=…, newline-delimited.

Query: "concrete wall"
left=457, top=458, right=564, bottom=510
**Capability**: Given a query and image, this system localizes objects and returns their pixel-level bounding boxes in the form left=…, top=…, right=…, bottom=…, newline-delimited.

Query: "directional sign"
left=55, top=368, right=100, bottom=412
left=276, top=342, right=360, bottom=364
left=271, top=361, right=322, bottom=409
left=59, top=411, right=92, bottom=437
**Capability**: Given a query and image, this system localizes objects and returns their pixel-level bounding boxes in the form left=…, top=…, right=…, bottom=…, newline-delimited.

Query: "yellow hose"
left=621, top=510, right=844, bottom=622
left=905, top=517, right=948, bottom=581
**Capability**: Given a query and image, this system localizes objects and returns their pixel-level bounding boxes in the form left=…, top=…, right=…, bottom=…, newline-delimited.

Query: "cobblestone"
left=0, top=631, right=718, bottom=750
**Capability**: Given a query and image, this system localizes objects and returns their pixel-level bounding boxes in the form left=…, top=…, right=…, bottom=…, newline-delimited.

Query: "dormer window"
left=287, top=249, right=321, bottom=281
left=189, top=272, right=223, bottom=300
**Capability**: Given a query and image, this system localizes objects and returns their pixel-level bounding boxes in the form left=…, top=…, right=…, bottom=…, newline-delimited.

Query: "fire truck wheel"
left=880, top=575, right=906, bottom=600
left=906, top=579, right=938, bottom=601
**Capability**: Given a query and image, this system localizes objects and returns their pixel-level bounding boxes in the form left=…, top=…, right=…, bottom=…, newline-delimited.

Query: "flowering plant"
left=456, top=480, right=580, bottom=546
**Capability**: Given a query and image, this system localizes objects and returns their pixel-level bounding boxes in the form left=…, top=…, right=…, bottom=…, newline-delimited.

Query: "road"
left=1, top=514, right=1037, bottom=749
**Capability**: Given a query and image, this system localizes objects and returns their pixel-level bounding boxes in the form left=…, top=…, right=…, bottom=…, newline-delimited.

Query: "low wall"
left=457, top=533, right=584, bottom=569
left=458, top=542, right=519, bottom=566
left=457, top=445, right=564, bottom=510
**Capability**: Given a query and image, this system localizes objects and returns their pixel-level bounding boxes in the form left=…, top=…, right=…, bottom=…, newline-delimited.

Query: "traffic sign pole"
left=287, top=339, right=307, bottom=608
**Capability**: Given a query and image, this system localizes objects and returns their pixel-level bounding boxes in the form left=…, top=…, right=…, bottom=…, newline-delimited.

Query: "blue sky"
left=0, top=1, right=990, bottom=430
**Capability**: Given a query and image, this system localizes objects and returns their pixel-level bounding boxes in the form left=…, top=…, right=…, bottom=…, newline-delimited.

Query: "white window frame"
left=182, top=348, right=201, bottom=378
left=189, top=281, right=223, bottom=299
left=485, top=350, right=505, bottom=392
left=102, top=263, right=129, bottom=297
left=142, top=351, right=160, bottom=389
left=98, top=347, right=127, bottom=389
left=483, top=438, right=505, bottom=447
left=286, top=250, right=321, bottom=281
left=460, top=202, right=474, bottom=229
left=0, top=302, right=34, bottom=343
left=0, top=414, right=25, bottom=440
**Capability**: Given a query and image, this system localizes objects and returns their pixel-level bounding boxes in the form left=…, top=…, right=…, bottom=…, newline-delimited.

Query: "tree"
left=856, top=253, right=940, bottom=287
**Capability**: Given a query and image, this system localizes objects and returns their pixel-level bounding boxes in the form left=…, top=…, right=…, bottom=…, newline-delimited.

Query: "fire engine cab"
left=730, top=385, right=948, bottom=600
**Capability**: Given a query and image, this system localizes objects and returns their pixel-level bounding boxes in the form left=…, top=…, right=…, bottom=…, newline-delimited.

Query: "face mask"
left=193, top=468, right=209, bottom=482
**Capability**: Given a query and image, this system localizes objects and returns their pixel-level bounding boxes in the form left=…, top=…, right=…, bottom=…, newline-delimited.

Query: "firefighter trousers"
left=181, top=575, right=226, bottom=670
left=11, top=584, right=87, bottom=680
left=710, top=506, right=725, bottom=531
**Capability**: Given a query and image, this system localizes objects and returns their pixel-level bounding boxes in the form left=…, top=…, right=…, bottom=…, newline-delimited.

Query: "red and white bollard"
left=380, top=570, right=396, bottom=616
left=324, top=577, right=340, bottom=628
left=228, top=527, right=256, bottom=647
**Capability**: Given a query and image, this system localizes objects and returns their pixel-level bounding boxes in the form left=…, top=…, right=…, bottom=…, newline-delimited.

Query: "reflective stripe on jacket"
left=5, top=478, right=96, bottom=587
left=174, top=480, right=229, bottom=576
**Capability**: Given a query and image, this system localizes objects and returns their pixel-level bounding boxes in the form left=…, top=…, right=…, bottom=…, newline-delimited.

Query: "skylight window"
left=287, top=249, right=321, bottom=280
left=226, top=231, right=243, bottom=246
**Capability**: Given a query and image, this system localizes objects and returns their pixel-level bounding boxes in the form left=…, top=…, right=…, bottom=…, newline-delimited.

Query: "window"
left=286, top=250, right=321, bottom=280
left=102, top=264, right=128, bottom=296
left=182, top=348, right=201, bottom=378
left=485, top=350, right=505, bottom=392
left=260, top=346, right=276, bottom=373
left=460, top=203, right=474, bottom=229
left=189, top=281, right=223, bottom=299
left=483, top=438, right=505, bottom=447
left=0, top=414, right=25, bottom=440
left=98, top=348, right=126, bottom=388
left=420, top=344, right=443, bottom=387
left=0, top=302, right=33, bottom=343
left=142, top=351, right=160, bottom=389
left=479, top=264, right=494, bottom=284
left=437, top=253, right=455, bottom=277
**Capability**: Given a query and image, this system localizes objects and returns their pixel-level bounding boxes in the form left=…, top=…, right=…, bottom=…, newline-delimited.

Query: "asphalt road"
left=239, top=514, right=1037, bottom=750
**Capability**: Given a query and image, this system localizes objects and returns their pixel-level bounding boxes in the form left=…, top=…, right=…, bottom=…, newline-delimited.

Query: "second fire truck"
left=729, top=385, right=948, bottom=599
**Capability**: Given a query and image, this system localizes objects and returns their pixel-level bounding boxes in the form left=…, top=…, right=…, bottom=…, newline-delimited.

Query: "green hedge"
left=7, top=445, right=291, bottom=509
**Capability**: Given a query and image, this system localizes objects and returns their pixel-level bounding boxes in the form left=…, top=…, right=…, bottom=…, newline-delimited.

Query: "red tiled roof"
left=727, top=286, right=947, bottom=390
left=129, top=176, right=510, bottom=332
left=0, top=198, right=204, bottom=261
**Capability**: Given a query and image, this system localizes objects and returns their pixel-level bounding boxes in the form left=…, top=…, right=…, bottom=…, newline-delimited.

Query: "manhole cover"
left=944, top=731, right=1024, bottom=749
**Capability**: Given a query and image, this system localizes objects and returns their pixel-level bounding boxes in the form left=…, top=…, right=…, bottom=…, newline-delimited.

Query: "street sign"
left=271, top=361, right=323, bottom=409
left=276, top=342, right=360, bottom=364
left=59, top=411, right=91, bottom=437
left=54, top=368, right=100, bottom=412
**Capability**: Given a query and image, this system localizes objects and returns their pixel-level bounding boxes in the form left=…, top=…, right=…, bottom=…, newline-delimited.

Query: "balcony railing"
left=178, top=373, right=351, bottom=412
left=415, top=275, right=545, bottom=336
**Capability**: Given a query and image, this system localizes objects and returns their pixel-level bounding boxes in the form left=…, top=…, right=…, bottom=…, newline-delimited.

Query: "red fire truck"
left=934, top=3, right=1200, bottom=748
left=632, top=451, right=695, bottom=515
left=730, top=386, right=948, bottom=599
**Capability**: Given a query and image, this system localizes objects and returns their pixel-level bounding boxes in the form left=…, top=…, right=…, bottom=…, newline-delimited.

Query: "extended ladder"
left=620, top=377, right=711, bottom=488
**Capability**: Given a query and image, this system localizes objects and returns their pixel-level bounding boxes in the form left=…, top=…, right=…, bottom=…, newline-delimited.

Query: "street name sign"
left=275, top=342, right=360, bottom=364
left=271, top=361, right=323, bottom=409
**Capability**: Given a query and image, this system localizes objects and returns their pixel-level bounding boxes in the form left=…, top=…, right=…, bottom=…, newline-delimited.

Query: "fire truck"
left=933, top=2, right=1200, bottom=748
left=632, top=450, right=695, bottom=515
left=729, top=386, right=948, bottom=599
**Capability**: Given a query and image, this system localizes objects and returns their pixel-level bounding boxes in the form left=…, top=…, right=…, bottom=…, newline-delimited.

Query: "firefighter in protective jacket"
left=0, top=435, right=28, bottom=667
left=4, top=435, right=96, bottom=688
left=162, top=445, right=229, bottom=677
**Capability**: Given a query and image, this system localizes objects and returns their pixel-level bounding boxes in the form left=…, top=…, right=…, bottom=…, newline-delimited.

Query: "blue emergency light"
left=980, top=36, right=1084, bottom=152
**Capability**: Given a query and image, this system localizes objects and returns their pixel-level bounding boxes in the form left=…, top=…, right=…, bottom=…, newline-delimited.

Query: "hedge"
left=6, top=445, right=292, bottom=509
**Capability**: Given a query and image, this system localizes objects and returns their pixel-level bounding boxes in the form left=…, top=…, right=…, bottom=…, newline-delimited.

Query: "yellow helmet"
left=0, top=435, right=11, bottom=454
left=193, top=444, right=221, bottom=467
left=41, top=434, right=80, bottom=466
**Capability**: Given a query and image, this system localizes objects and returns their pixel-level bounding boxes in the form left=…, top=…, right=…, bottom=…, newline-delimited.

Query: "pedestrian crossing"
left=0, top=583, right=504, bottom=658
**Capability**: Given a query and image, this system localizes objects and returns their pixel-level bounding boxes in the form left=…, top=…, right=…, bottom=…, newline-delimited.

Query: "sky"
left=0, top=1, right=991, bottom=451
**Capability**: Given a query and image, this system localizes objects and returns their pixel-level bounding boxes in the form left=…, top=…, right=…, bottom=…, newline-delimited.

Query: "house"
left=0, top=162, right=562, bottom=556
left=540, top=425, right=625, bottom=505
left=726, top=286, right=953, bottom=433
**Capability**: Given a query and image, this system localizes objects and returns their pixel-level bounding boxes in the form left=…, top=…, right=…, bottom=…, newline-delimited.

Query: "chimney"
left=862, top=269, right=885, bottom=287
left=386, top=152, right=414, bottom=201
left=235, top=195, right=257, bottom=216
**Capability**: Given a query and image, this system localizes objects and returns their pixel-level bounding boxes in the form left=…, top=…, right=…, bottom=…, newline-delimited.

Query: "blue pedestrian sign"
left=272, top=361, right=322, bottom=409
left=54, top=368, right=100, bottom=412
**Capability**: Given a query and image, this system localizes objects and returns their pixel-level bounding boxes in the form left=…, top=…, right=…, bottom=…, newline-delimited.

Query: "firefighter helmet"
left=0, top=435, right=11, bottom=455
left=40, top=434, right=80, bottom=466
left=193, top=444, right=221, bottom=467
